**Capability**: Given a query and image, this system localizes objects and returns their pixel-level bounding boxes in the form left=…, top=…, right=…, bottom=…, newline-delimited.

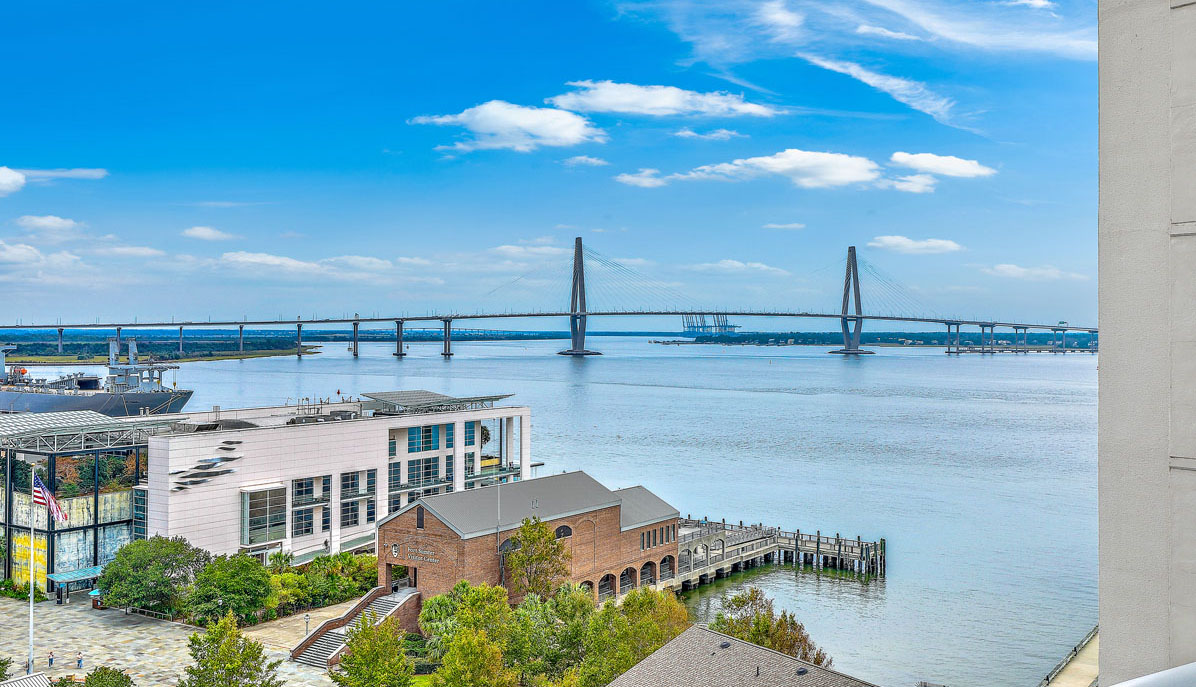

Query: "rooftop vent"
left=796, top=668, right=808, bottom=676
left=719, top=641, right=731, bottom=649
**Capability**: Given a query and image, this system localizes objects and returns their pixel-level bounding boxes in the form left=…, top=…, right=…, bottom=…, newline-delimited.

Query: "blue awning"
left=46, top=564, right=104, bottom=584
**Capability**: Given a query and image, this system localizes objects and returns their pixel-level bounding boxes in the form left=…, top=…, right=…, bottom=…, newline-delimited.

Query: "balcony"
left=340, top=486, right=376, bottom=501
left=292, top=492, right=330, bottom=507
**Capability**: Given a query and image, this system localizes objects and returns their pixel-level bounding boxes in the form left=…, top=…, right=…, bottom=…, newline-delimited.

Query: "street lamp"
left=304, top=613, right=311, bottom=636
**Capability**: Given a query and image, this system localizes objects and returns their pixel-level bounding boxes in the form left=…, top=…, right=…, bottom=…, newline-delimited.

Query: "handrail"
left=1037, top=625, right=1098, bottom=687
left=290, top=585, right=387, bottom=662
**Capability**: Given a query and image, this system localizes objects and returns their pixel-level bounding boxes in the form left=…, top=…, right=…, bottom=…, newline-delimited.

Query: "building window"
left=465, top=421, right=476, bottom=446
left=465, top=452, right=476, bottom=476
left=555, top=525, right=572, bottom=539
left=293, top=508, right=314, bottom=537
left=389, top=438, right=397, bottom=457
left=445, top=423, right=454, bottom=449
left=446, top=454, right=454, bottom=480
left=241, top=488, right=286, bottom=546
left=389, top=493, right=403, bottom=512
left=132, top=488, right=148, bottom=540
left=322, top=475, right=331, bottom=498
left=408, top=425, right=440, bottom=452
left=653, top=529, right=658, bottom=547
left=341, top=472, right=360, bottom=496
left=322, top=506, right=330, bottom=532
left=293, top=477, right=314, bottom=502
left=341, top=500, right=360, bottom=527
left=641, top=532, right=645, bottom=551
left=416, top=506, right=425, bottom=529
left=389, top=462, right=403, bottom=492
left=366, top=469, right=376, bottom=494
left=366, top=499, right=376, bottom=524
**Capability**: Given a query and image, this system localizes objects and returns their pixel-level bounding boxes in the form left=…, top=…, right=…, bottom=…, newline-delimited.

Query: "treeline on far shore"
left=695, top=330, right=1098, bottom=348
left=6, top=338, right=301, bottom=360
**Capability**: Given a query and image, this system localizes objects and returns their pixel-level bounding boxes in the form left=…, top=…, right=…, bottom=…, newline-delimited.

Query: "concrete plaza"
left=0, top=597, right=333, bottom=686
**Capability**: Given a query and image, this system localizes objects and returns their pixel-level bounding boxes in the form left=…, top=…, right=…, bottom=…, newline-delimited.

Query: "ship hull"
left=0, top=389, right=193, bottom=416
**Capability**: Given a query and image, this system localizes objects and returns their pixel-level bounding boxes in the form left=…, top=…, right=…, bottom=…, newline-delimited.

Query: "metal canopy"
left=362, top=390, right=513, bottom=414
left=46, top=563, right=105, bottom=584
left=0, top=410, right=175, bottom=454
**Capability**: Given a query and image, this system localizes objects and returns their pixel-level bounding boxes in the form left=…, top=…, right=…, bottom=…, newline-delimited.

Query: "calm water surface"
left=84, top=337, right=1098, bottom=687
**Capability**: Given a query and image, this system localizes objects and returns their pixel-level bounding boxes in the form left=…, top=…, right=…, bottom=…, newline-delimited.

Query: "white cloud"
left=878, top=173, right=938, bottom=193
left=491, top=243, right=571, bottom=258
left=15, top=168, right=108, bottom=180
left=614, top=168, right=669, bottom=188
left=221, top=251, right=320, bottom=273
left=868, top=235, right=963, bottom=254
left=890, top=151, right=996, bottom=177
left=982, top=263, right=1087, bottom=280
left=182, top=226, right=239, bottom=241
left=671, top=148, right=881, bottom=189
left=0, top=240, right=43, bottom=263
left=859, top=0, right=1093, bottom=59
left=94, top=245, right=166, bottom=258
left=614, top=257, right=655, bottom=267
left=763, top=222, right=805, bottom=230
left=547, top=80, right=778, bottom=117
left=0, top=167, right=26, bottom=197
left=563, top=155, right=610, bottom=166
left=396, top=256, right=433, bottom=266
left=798, top=54, right=955, bottom=125
left=855, top=24, right=921, bottom=40
left=1005, top=0, right=1054, bottom=8
left=15, top=215, right=87, bottom=243
left=754, top=0, right=804, bottom=42
left=411, top=100, right=606, bottom=152
left=186, top=200, right=270, bottom=208
left=674, top=128, right=744, bottom=141
left=324, top=255, right=393, bottom=271
left=689, top=259, right=790, bottom=276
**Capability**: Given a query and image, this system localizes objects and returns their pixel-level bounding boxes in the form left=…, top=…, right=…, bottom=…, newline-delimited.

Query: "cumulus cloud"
left=688, top=259, right=790, bottom=276
left=546, top=81, right=778, bottom=117
left=868, top=235, right=963, bottom=254
left=93, top=245, right=166, bottom=258
left=856, top=24, right=921, bottom=40
left=0, top=167, right=26, bottom=197
left=763, top=222, right=805, bottom=230
left=0, top=240, right=44, bottom=263
left=798, top=54, right=955, bottom=125
left=563, top=155, right=610, bottom=166
left=182, top=226, right=239, bottom=241
left=982, top=263, right=1087, bottom=280
left=411, top=100, right=606, bottom=152
left=890, top=152, right=996, bottom=177
left=878, top=174, right=938, bottom=193
left=670, top=148, right=882, bottom=189
left=15, top=215, right=88, bottom=243
left=674, top=128, right=744, bottom=141
left=221, top=251, right=319, bottom=273
left=614, top=169, right=669, bottom=188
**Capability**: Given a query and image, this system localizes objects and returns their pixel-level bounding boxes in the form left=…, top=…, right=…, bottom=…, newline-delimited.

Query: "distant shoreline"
left=11, top=345, right=322, bottom=366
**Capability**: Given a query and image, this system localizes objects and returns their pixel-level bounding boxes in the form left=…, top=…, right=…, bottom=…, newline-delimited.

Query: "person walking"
left=76, top=652, right=82, bottom=670
left=47, top=651, right=54, bottom=668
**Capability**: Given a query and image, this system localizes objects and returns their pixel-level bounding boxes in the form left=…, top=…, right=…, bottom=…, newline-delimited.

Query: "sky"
left=0, top=0, right=1097, bottom=331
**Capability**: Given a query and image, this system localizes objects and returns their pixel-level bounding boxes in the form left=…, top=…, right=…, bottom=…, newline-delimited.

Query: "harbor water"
left=64, top=336, right=1099, bottom=686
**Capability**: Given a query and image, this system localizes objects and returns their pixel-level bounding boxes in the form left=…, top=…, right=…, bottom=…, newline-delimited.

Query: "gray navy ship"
left=0, top=337, right=193, bottom=416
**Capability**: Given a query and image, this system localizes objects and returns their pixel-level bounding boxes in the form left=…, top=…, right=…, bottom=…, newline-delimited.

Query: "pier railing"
left=678, top=517, right=885, bottom=577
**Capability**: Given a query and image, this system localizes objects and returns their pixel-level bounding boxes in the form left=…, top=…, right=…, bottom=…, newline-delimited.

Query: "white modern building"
left=142, top=391, right=533, bottom=563
left=1100, top=0, right=1196, bottom=684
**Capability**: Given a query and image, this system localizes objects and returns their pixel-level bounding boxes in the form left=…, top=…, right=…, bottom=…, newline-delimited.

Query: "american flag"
left=33, top=475, right=67, bottom=524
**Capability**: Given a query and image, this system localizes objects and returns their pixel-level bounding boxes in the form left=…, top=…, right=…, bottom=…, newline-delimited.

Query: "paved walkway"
left=0, top=598, right=332, bottom=686
left=1045, top=633, right=1099, bottom=687
left=244, top=599, right=358, bottom=651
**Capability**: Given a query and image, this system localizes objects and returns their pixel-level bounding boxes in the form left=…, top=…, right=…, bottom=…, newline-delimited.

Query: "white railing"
left=1109, top=662, right=1196, bottom=687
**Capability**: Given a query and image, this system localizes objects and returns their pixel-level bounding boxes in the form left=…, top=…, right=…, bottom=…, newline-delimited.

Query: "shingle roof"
left=607, top=625, right=879, bottom=687
left=614, top=486, right=679, bottom=530
left=378, top=471, right=623, bottom=539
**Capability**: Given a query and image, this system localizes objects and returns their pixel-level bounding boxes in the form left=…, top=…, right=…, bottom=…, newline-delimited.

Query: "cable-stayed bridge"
left=1, top=237, right=1096, bottom=357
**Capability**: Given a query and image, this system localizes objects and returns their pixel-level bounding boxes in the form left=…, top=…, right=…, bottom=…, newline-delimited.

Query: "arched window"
left=499, top=538, right=520, bottom=553
left=554, top=525, right=573, bottom=539
left=416, top=506, right=424, bottom=530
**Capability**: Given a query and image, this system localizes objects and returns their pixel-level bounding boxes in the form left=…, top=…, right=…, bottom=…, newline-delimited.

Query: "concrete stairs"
left=292, top=589, right=415, bottom=670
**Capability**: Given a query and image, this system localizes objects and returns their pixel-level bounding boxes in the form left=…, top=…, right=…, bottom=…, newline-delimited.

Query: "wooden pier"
left=672, top=518, right=885, bottom=591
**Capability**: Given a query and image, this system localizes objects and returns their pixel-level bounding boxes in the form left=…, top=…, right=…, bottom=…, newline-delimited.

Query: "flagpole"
left=28, top=464, right=35, bottom=676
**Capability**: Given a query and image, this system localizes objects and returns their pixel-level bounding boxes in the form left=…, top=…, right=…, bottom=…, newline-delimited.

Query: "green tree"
left=547, top=584, right=595, bottom=673
left=188, top=554, right=272, bottom=625
left=709, top=587, right=830, bottom=667
left=98, top=536, right=211, bottom=614
left=0, top=656, right=11, bottom=681
left=266, top=571, right=311, bottom=616
left=577, top=588, right=689, bottom=687
left=431, top=628, right=517, bottom=687
left=84, top=665, right=136, bottom=687
left=331, top=612, right=415, bottom=687
left=179, top=612, right=284, bottom=687
left=418, top=582, right=512, bottom=660
left=266, top=551, right=293, bottom=574
left=505, top=517, right=571, bottom=600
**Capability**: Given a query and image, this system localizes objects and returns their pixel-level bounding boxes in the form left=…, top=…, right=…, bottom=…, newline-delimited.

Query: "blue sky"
left=0, top=0, right=1097, bottom=330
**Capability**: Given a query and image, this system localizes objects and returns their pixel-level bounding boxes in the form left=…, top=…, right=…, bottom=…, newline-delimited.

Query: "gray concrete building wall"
left=1099, top=1, right=1196, bottom=684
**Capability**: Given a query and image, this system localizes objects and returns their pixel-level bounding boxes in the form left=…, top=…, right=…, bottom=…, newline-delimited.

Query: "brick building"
left=375, top=471, right=680, bottom=601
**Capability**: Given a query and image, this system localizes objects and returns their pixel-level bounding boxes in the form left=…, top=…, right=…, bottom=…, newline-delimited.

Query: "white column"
left=505, top=417, right=515, bottom=473
left=518, top=413, right=531, bottom=480
left=452, top=421, right=465, bottom=492
left=329, top=472, right=341, bottom=554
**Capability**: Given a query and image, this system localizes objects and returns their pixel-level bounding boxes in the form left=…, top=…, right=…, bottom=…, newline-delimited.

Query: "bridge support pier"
left=559, top=237, right=601, bottom=356
left=296, top=323, right=303, bottom=356
left=830, top=246, right=873, bottom=355
left=1089, top=329, right=1098, bottom=353
left=1013, top=326, right=1028, bottom=353
left=442, top=319, right=453, bottom=358
left=352, top=320, right=359, bottom=357
left=116, top=326, right=122, bottom=347
left=238, top=324, right=244, bottom=352
left=945, top=323, right=962, bottom=354
left=393, top=320, right=405, bottom=357
left=56, top=327, right=63, bottom=354
left=178, top=326, right=184, bottom=355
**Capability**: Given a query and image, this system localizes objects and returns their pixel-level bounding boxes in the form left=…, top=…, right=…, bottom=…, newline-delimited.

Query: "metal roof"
left=0, top=410, right=175, bottom=453
left=362, top=390, right=514, bottom=414
left=379, top=471, right=624, bottom=540
left=46, top=564, right=105, bottom=584
left=614, top=486, right=680, bottom=531
left=607, top=625, right=879, bottom=687
left=0, top=674, right=51, bottom=687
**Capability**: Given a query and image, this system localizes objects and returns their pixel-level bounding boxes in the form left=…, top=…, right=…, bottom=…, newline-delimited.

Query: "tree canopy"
left=576, top=587, right=690, bottom=687
left=431, top=628, right=517, bottom=687
left=331, top=612, right=415, bottom=687
left=179, top=612, right=284, bottom=687
left=97, top=535, right=211, bottom=614
left=187, top=554, right=272, bottom=625
left=504, top=517, right=571, bottom=600
left=709, top=587, right=831, bottom=667
left=83, top=665, right=136, bottom=687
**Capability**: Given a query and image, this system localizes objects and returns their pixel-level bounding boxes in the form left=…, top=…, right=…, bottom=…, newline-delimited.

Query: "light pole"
left=304, top=613, right=311, bottom=636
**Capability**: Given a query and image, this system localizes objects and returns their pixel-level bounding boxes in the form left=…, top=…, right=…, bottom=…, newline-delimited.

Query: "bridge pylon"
left=559, top=236, right=601, bottom=356
left=830, top=246, right=873, bottom=355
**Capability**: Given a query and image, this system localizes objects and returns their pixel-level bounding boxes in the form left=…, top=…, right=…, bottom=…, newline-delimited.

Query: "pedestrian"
left=47, top=651, right=54, bottom=668
left=76, top=652, right=83, bottom=670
